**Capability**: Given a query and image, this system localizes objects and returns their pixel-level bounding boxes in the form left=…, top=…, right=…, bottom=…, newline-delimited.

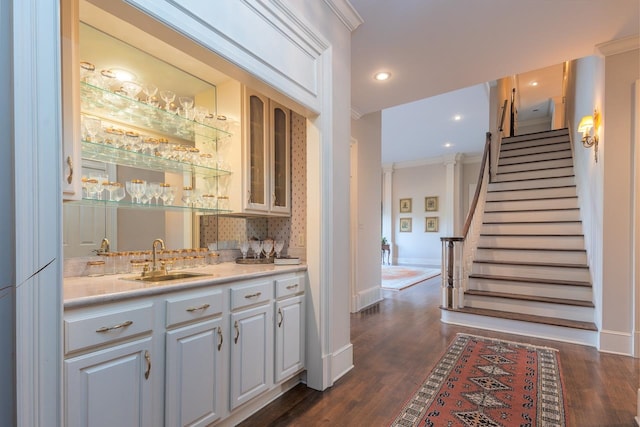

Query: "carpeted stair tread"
left=469, top=273, right=592, bottom=287
left=447, top=306, right=598, bottom=331
left=474, top=259, right=588, bottom=269
left=464, top=289, right=595, bottom=307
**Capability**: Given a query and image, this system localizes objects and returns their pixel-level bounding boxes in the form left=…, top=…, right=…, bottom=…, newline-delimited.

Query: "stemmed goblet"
left=274, top=240, right=284, bottom=258
left=262, top=239, right=274, bottom=259
left=239, top=241, right=250, bottom=260
left=147, top=182, right=161, bottom=205
left=83, top=116, right=101, bottom=142
left=159, top=90, right=176, bottom=111
left=126, top=179, right=146, bottom=204
left=141, top=82, right=158, bottom=104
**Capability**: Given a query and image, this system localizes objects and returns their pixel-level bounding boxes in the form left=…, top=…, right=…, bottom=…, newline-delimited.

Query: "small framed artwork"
left=399, top=217, right=412, bottom=232
left=399, top=198, right=412, bottom=213
left=425, top=216, right=439, bottom=232
left=425, top=196, right=438, bottom=212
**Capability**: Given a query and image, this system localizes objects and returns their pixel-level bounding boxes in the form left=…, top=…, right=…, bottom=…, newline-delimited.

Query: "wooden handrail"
left=498, top=99, right=507, bottom=133
left=461, top=132, right=491, bottom=238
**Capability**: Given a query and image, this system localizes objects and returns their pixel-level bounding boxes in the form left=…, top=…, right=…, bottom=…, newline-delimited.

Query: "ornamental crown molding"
left=323, top=0, right=363, bottom=31
left=597, top=35, right=639, bottom=56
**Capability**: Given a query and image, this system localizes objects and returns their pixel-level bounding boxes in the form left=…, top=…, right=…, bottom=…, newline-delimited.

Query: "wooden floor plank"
left=238, top=276, right=639, bottom=427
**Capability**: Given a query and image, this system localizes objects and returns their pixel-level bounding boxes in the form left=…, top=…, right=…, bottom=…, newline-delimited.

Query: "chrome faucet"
left=150, top=238, right=166, bottom=275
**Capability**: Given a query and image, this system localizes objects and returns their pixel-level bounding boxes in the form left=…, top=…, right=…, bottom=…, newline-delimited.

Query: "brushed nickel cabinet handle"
left=234, top=321, right=240, bottom=344
left=286, top=284, right=299, bottom=290
left=217, top=326, right=223, bottom=351
left=144, top=350, right=151, bottom=380
left=95, top=320, right=133, bottom=333
left=244, top=292, right=261, bottom=299
left=186, top=303, right=210, bottom=312
left=277, top=308, right=283, bottom=328
left=66, top=156, right=73, bottom=184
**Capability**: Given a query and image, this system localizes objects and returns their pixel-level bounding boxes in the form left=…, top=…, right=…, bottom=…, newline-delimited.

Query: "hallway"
left=241, top=277, right=639, bottom=426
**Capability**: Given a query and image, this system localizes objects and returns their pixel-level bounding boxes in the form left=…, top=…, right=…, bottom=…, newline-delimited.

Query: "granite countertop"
left=64, top=262, right=307, bottom=309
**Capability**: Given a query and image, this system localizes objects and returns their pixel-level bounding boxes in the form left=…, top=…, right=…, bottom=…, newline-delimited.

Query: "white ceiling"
left=349, top=0, right=640, bottom=164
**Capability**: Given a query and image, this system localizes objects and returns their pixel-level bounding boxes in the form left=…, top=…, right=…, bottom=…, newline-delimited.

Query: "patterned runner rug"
left=390, top=334, right=567, bottom=426
left=381, top=266, right=440, bottom=291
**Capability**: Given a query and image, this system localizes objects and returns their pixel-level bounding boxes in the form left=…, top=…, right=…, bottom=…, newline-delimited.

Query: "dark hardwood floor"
left=240, top=276, right=639, bottom=426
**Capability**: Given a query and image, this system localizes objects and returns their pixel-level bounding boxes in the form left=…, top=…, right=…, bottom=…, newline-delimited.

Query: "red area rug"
left=390, top=334, right=567, bottom=426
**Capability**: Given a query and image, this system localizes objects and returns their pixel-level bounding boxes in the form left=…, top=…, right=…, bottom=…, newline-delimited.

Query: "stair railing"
left=440, top=132, right=492, bottom=309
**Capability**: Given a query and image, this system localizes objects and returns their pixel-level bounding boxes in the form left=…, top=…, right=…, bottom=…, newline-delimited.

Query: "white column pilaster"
left=443, top=153, right=463, bottom=236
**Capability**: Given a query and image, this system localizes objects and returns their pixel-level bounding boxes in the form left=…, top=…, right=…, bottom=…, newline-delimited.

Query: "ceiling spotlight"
left=374, top=71, right=391, bottom=81
left=453, top=115, right=462, bottom=121
left=109, top=68, right=136, bottom=82
left=530, top=81, right=539, bottom=87
left=444, top=142, right=453, bottom=148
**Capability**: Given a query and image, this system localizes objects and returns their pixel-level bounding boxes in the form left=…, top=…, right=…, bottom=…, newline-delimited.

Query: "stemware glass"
left=147, top=182, right=161, bottom=205
left=103, top=181, right=119, bottom=201
left=141, top=82, right=158, bottom=104
left=239, top=241, right=250, bottom=260
left=121, top=81, right=141, bottom=100
left=262, top=239, right=274, bottom=259
left=159, top=90, right=176, bottom=111
left=126, top=179, right=146, bottom=204
left=181, top=186, right=193, bottom=206
left=159, top=183, right=172, bottom=206
left=83, top=116, right=102, bottom=142
left=274, top=240, right=284, bottom=258
left=178, top=96, right=194, bottom=118
left=112, top=183, right=125, bottom=202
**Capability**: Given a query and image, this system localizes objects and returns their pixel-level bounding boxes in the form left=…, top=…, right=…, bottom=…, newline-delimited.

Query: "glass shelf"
left=81, top=140, right=231, bottom=178
left=71, top=197, right=233, bottom=215
left=80, top=82, right=232, bottom=144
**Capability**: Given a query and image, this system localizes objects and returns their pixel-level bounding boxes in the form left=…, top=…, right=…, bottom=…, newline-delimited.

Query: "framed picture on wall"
left=399, top=198, right=412, bottom=213
left=425, top=217, right=439, bottom=232
left=399, top=217, right=412, bottom=232
left=425, top=196, right=438, bottom=212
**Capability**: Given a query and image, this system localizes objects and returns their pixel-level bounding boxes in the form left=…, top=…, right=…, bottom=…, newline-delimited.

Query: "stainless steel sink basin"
left=122, top=272, right=210, bottom=283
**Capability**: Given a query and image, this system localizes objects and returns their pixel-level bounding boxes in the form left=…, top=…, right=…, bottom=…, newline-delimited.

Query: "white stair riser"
left=478, top=235, right=585, bottom=250
left=485, top=197, right=578, bottom=211
left=483, top=209, right=580, bottom=223
left=494, top=167, right=575, bottom=182
left=498, top=158, right=573, bottom=174
left=475, top=248, right=587, bottom=264
left=464, top=296, right=594, bottom=322
left=481, top=222, right=583, bottom=235
left=501, top=131, right=569, bottom=146
left=471, top=263, right=591, bottom=282
left=499, top=142, right=571, bottom=158
left=488, top=176, right=575, bottom=192
left=486, top=186, right=576, bottom=201
left=499, top=150, right=572, bottom=166
left=468, top=278, right=593, bottom=300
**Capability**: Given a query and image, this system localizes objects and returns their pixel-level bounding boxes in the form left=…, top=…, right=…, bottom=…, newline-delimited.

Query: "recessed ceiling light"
left=530, top=81, right=539, bottom=87
left=444, top=142, right=453, bottom=148
left=110, top=68, right=136, bottom=82
left=374, top=71, right=391, bottom=81
left=453, top=115, right=462, bottom=121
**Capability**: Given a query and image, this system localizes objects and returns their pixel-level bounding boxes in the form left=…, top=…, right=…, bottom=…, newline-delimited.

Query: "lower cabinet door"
left=165, top=318, right=224, bottom=427
left=229, top=303, right=273, bottom=410
left=65, top=337, right=153, bottom=427
left=275, top=295, right=305, bottom=383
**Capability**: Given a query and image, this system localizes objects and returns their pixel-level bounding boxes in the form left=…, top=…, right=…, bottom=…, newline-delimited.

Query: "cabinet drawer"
left=165, top=290, right=223, bottom=328
left=64, top=303, right=153, bottom=355
left=230, top=281, right=273, bottom=310
left=275, top=275, right=305, bottom=299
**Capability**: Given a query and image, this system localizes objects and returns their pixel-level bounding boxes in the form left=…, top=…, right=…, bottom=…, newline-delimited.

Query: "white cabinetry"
left=218, top=82, right=291, bottom=216
left=229, top=280, right=273, bottom=410
left=64, top=303, right=155, bottom=427
left=274, top=276, right=305, bottom=383
left=165, top=290, right=225, bottom=426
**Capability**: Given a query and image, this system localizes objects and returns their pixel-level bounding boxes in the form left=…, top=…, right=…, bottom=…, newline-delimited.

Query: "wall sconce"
left=578, top=110, right=600, bottom=162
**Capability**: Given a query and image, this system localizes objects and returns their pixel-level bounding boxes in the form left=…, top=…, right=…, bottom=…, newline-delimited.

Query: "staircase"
left=450, top=128, right=597, bottom=343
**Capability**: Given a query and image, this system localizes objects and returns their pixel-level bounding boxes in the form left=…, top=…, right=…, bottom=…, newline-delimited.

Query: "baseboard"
left=354, top=286, right=383, bottom=312
left=331, top=342, right=354, bottom=383
left=599, top=329, right=634, bottom=356
left=395, top=257, right=440, bottom=267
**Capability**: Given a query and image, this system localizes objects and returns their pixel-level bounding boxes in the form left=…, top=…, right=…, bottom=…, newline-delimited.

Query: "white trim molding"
left=331, top=343, right=354, bottom=383
left=323, top=0, right=363, bottom=31
left=597, top=35, right=640, bottom=57
left=354, top=286, right=383, bottom=312
left=599, top=329, right=634, bottom=356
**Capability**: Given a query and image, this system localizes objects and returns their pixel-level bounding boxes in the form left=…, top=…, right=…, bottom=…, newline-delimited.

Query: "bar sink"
left=122, top=272, right=211, bottom=284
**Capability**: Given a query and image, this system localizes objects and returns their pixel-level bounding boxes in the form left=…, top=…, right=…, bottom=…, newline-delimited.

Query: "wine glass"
left=239, top=241, right=250, bottom=260
left=262, top=239, right=274, bottom=259
left=274, top=240, right=284, bottom=258
left=83, top=116, right=101, bottom=142
left=103, top=181, right=119, bottom=201
left=112, top=183, right=125, bottom=202
left=159, top=90, right=176, bottom=111
left=121, top=81, right=141, bottom=100
left=181, top=186, right=193, bottom=206
left=141, top=82, right=158, bottom=104
left=159, top=183, right=172, bottom=206
left=147, top=182, right=161, bottom=205
left=178, top=96, right=194, bottom=118
left=126, top=179, right=146, bottom=204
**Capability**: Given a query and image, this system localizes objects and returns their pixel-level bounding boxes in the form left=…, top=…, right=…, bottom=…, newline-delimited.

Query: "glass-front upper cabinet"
left=243, top=88, right=291, bottom=216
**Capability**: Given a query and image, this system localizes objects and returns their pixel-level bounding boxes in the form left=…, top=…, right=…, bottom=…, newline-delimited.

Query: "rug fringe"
left=455, top=332, right=560, bottom=352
